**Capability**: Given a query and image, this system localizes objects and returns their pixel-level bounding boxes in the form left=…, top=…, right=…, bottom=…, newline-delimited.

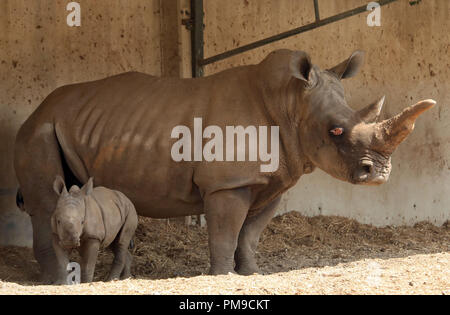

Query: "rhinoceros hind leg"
left=234, top=197, right=280, bottom=276
left=14, top=123, right=70, bottom=284
left=120, top=251, right=133, bottom=280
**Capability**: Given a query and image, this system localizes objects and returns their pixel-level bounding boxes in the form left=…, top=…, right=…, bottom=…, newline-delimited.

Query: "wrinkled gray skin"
left=14, top=49, right=435, bottom=283
left=51, top=176, right=138, bottom=284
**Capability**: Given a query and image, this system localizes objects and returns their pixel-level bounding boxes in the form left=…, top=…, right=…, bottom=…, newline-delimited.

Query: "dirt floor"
left=0, top=212, right=448, bottom=295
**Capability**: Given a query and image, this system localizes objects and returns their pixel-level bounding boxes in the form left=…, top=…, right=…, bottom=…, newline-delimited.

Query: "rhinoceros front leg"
left=234, top=197, right=280, bottom=275
left=204, top=188, right=251, bottom=275
left=79, top=239, right=100, bottom=283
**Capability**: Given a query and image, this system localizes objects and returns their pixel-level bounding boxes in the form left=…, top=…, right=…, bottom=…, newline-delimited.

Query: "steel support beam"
left=313, top=0, right=320, bottom=22
left=190, top=0, right=204, bottom=77
left=192, top=0, right=398, bottom=71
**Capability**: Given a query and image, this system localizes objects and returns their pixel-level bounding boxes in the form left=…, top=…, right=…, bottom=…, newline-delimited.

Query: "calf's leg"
left=79, top=239, right=100, bottom=283
left=107, top=213, right=138, bottom=281
left=107, top=242, right=129, bottom=281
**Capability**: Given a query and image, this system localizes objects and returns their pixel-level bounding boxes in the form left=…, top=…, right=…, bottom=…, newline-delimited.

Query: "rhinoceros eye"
left=330, top=127, right=344, bottom=136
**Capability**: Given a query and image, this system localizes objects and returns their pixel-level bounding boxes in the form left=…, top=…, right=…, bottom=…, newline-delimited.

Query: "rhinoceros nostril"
left=353, top=161, right=374, bottom=183
left=363, top=164, right=372, bottom=174
left=361, top=161, right=374, bottom=174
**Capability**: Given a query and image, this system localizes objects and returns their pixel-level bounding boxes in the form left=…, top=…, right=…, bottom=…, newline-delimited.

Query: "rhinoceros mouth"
left=354, top=175, right=388, bottom=186
left=350, top=174, right=388, bottom=186
left=59, top=240, right=81, bottom=249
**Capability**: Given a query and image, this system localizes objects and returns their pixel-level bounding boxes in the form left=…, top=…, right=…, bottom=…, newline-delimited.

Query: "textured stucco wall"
left=0, top=0, right=162, bottom=246
left=202, top=0, right=449, bottom=226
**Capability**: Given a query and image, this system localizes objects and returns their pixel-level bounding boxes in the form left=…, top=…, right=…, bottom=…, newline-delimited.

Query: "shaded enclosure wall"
left=0, top=0, right=449, bottom=247
left=203, top=0, right=449, bottom=226
left=0, top=0, right=162, bottom=246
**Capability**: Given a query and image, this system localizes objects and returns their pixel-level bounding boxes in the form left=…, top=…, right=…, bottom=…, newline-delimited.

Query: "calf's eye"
left=330, top=127, right=344, bottom=136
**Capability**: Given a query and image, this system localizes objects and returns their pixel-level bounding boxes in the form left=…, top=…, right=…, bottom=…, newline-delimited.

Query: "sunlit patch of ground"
left=0, top=212, right=448, bottom=294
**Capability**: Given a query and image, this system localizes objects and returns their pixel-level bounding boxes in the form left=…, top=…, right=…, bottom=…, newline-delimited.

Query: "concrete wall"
left=0, top=0, right=163, bottom=246
left=0, top=0, right=448, bottom=247
left=203, top=0, right=449, bottom=226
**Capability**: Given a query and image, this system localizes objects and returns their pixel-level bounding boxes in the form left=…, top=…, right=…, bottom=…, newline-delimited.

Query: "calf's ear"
left=290, top=51, right=317, bottom=87
left=81, top=177, right=94, bottom=195
left=53, top=176, right=67, bottom=196
left=329, top=50, right=365, bottom=79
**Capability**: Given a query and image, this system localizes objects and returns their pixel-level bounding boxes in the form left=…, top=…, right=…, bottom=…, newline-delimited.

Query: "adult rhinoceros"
left=14, top=49, right=435, bottom=283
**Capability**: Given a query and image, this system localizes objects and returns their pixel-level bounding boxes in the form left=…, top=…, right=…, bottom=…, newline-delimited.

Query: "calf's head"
left=51, top=176, right=94, bottom=249
left=290, top=51, right=435, bottom=185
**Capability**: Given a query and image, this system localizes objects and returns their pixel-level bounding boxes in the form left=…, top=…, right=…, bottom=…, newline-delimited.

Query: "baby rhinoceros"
left=51, top=176, right=138, bottom=284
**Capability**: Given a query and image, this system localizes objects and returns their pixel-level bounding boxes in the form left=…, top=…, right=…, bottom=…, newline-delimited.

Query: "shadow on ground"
left=0, top=212, right=448, bottom=285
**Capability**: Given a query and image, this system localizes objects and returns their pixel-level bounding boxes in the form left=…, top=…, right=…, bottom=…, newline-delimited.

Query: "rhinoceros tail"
left=129, top=238, right=135, bottom=250
left=16, top=188, right=25, bottom=212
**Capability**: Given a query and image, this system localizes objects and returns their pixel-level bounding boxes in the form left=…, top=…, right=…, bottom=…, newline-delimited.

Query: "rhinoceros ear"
left=81, top=177, right=94, bottom=196
left=290, top=51, right=316, bottom=86
left=329, top=50, right=365, bottom=79
left=53, top=176, right=67, bottom=196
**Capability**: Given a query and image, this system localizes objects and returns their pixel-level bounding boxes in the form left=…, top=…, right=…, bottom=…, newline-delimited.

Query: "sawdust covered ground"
left=0, top=212, right=448, bottom=294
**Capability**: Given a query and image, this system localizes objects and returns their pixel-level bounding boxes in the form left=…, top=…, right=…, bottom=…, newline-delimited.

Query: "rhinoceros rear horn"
left=375, top=99, right=436, bottom=154
left=358, top=96, right=385, bottom=123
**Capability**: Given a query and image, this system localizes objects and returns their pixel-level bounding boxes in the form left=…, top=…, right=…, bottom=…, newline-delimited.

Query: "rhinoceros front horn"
left=374, top=99, right=436, bottom=154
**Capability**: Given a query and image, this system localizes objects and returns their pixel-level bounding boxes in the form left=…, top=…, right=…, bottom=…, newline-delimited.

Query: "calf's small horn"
left=375, top=99, right=436, bottom=154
